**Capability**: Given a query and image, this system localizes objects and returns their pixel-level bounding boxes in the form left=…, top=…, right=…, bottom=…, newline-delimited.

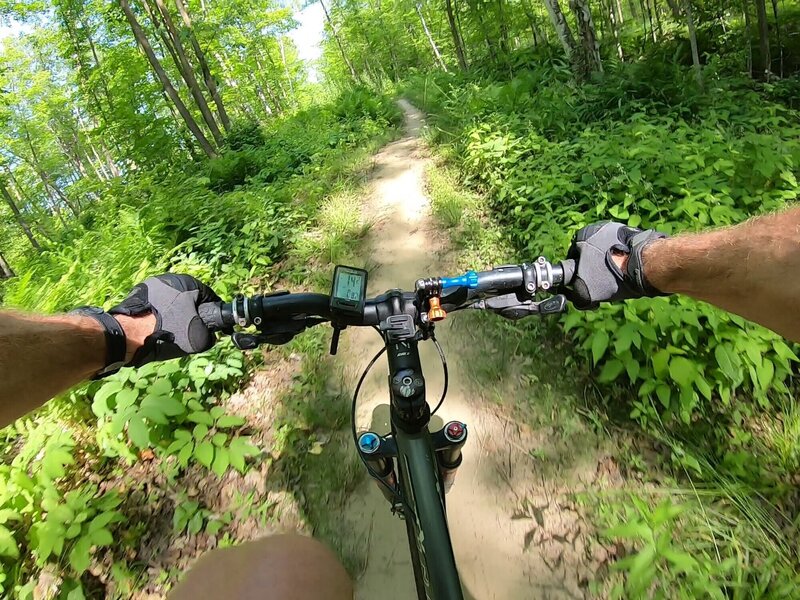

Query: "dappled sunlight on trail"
left=337, top=101, right=611, bottom=600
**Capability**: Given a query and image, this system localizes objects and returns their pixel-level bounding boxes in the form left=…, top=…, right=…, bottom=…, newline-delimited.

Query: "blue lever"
left=440, top=271, right=478, bottom=289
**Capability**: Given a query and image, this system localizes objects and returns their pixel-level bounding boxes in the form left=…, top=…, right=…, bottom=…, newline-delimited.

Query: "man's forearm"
left=0, top=312, right=106, bottom=424
left=643, top=207, right=800, bottom=341
left=0, top=310, right=155, bottom=426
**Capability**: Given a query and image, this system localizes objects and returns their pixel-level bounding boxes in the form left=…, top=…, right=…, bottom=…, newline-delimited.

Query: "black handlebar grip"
left=198, top=301, right=229, bottom=332
left=559, top=259, right=576, bottom=287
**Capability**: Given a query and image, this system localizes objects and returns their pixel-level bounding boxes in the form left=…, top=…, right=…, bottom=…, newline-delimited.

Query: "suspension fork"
left=357, top=340, right=468, bottom=507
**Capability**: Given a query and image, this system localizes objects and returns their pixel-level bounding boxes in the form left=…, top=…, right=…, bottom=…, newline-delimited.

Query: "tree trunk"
left=119, top=0, right=217, bottom=157
left=685, top=0, right=703, bottom=86
left=173, top=0, right=232, bottom=131
left=150, top=0, right=224, bottom=146
left=544, top=0, right=577, bottom=61
left=522, top=0, right=542, bottom=46
left=609, top=0, right=625, bottom=59
left=497, top=0, right=510, bottom=55
left=628, top=0, right=639, bottom=18
left=445, top=0, right=468, bottom=70
left=652, top=0, right=664, bottom=38
left=770, top=0, right=782, bottom=77
left=754, top=0, right=770, bottom=79
left=743, top=0, right=753, bottom=77
left=319, top=0, right=361, bottom=82
left=416, top=3, right=449, bottom=71
left=569, top=0, right=603, bottom=74
left=615, top=0, right=625, bottom=23
left=0, top=179, right=41, bottom=251
left=475, top=5, right=499, bottom=62
left=0, top=251, right=14, bottom=279
left=664, top=0, right=682, bottom=18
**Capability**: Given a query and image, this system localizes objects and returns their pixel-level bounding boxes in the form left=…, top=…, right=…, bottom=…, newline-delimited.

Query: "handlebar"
left=198, top=258, right=576, bottom=340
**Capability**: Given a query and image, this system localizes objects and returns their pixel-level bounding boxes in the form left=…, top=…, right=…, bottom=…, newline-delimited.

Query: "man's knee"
left=170, top=534, right=353, bottom=599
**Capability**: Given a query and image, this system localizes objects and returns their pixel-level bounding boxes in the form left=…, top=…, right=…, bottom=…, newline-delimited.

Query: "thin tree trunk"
left=685, top=0, right=703, bottom=86
left=570, top=0, right=603, bottom=74
left=0, top=179, right=41, bottom=251
left=445, top=0, right=469, bottom=70
left=119, top=0, right=217, bottom=157
left=544, top=0, right=577, bottom=61
left=416, top=3, right=449, bottom=71
left=150, top=0, right=224, bottom=146
left=497, top=0, right=511, bottom=55
left=743, top=0, right=753, bottom=77
left=615, top=0, right=625, bottom=23
left=770, top=0, right=783, bottom=77
left=278, top=37, right=297, bottom=101
left=609, top=0, right=625, bottom=59
left=173, top=0, right=232, bottom=130
left=628, top=0, right=639, bottom=18
left=522, top=0, right=542, bottom=46
left=475, top=5, right=499, bottom=62
left=319, top=0, right=361, bottom=82
left=653, top=0, right=664, bottom=37
left=665, top=0, right=682, bottom=17
left=0, top=251, right=14, bottom=278
left=754, top=0, right=771, bottom=79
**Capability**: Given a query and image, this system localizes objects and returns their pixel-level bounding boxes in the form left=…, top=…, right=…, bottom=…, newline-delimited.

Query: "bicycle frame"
left=382, top=338, right=464, bottom=600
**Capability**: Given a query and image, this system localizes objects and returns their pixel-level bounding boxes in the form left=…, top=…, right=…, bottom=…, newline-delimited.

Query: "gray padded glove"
left=563, top=221, right=669, bottom=310
left=110, top=274, right=220, bottom=366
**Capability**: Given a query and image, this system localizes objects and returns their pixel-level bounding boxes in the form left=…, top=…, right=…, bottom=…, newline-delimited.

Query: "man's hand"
left=561, top=221, right=669, bottom=309
left=110, top=274, right=221, bottom=366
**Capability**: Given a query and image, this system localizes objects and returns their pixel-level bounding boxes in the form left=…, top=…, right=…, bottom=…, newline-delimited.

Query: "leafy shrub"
left=225, top=121, right=266, bottom=151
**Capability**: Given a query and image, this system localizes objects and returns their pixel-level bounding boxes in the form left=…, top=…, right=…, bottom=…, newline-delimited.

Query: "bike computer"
left=330, top=265, right=368, bottom=317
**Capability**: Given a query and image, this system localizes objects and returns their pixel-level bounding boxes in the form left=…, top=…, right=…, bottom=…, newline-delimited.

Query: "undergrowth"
left=419, top=85, right=800, bottom=595
left=0, top=88, right=400, bottom=599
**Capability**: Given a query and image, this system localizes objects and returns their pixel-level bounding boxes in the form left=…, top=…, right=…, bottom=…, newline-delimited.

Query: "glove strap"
left=627, top=232, right=669, bottom=296
left=70, top=307, right=127, bottom=379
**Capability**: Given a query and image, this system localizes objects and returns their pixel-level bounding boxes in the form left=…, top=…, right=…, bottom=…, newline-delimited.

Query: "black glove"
left=562, top=221, right=669, bottom=310
left=110, top=274, right=221, bottom=366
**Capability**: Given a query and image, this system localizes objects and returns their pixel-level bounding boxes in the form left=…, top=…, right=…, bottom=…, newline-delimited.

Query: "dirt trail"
left=337, top=101, right=608, bottom=599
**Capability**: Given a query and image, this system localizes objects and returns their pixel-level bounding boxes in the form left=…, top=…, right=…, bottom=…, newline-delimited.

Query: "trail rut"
left=335, top=101, right=611, bottom=599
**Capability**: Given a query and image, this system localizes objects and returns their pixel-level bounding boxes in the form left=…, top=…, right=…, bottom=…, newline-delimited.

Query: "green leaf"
left=91, top=382, right=123, bottom=417
left=178, top=442, right=194, bottom=468
left=229, top=446, right=246, bottom=473
left=148, top=379, right=172, bottom=396
left=591, top=330, right=610, bottom=365
left=212, top=432, right=228, bottom=446
left=210, top=406, right=225, bottom=419
left=138, top=405, right=168, bottom=425
left=42, top=446, right=75, bottom=480
left=229, top=437, right=260, bottom=457
left=187, top=399, right=205, bottom=412
left=89, top=511, right=119, bottom=533
left=69, top=535, right=93, bottom=574
left=598, top=360, right=624, bottom=383
left=115, top=388, right=139, bottom=411
left=603, top=521, right=652, bottom=541
left=91, top=527, right=113, bottom=547
left=165, top=438, right=190, bottom=455
left=652, top=349, right=669, bottom=378
left=669, top=356, right=696, bottom=389
left=194, top=441, right=214, bottom=467
left=188, top=411, right=214, bottom=426
left=0, top=525, right=19, bottom=559
left=625, top=357, right=640, bottom=382
left=216, top=415, right=246, bottom=429
left=174, top=429, right=192, bottom=441
left=193, top=424, right=210, bottom=440
left=212, top=448, right=230, bottom=477
left=756, top=358, right=774, bottom=393
left=714, top=344, right=740, bottom=382
left=656, top=384, right=671, bottom=409
left=159, top=396, right=186, bottom=417
left=66, top=584, right=86, bottom=600
left=127, top=416, right=150, bottom=448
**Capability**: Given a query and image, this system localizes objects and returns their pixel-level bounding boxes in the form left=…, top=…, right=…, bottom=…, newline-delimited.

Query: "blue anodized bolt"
left=358, top=432, right=381, bottom=454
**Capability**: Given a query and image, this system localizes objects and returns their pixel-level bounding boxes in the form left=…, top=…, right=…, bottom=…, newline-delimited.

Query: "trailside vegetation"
left=320, top=0, right=800, bottom=594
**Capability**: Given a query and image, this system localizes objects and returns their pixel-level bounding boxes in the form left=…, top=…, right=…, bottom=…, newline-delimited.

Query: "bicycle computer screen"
left=330, top=265, right=368, bottom=317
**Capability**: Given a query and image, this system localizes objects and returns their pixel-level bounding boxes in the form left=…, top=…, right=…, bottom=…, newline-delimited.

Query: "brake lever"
left=231, top=317, right=326, bottom=350
left=471, top=293, right=567, bottom=320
